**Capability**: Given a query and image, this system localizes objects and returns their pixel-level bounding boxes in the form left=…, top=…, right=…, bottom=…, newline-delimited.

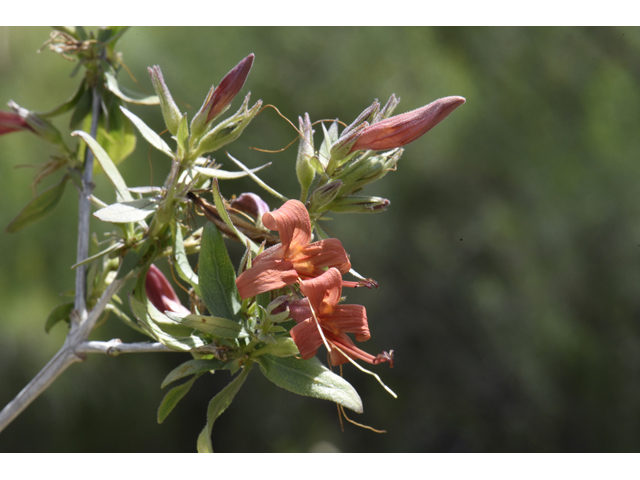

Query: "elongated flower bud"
left=205, top=53, right=254, bottom=123
left=0, top=110, right=33, bottom=135
left=148, top=65, right=182, bottom=135
left=7, top=101, right=67, bottom=150
left=350, top=96, right=466, bottom=152
left=190, top=54, right=255, bottom=140
left=145, top=264, right=190, bottom=316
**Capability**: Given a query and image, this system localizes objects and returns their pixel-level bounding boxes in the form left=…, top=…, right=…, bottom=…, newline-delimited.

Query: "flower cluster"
left=236, top=199, right=392, bottom=367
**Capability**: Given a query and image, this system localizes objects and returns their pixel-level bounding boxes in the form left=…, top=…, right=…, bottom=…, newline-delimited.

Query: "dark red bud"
left=205, top=53, right=255, bottom=123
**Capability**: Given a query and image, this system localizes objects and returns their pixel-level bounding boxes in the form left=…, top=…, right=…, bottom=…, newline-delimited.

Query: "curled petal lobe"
left=236, top=257, right=298, bottom=299
left=293, top=238, right=351, bottom=276
left=262, top=199, right=312, bottom=253
left=298, top=267, right=343, bottom=313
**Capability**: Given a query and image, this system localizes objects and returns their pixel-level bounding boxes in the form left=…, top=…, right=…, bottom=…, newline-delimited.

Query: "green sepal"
left=256, top=354, right=363, bottom=413
left=197, top=362, right=252, bottom=453
left=6, top=175, right=69, bottom=233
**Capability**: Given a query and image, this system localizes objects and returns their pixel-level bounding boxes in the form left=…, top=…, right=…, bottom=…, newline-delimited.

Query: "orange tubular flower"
left=289, top=268, right=392, bottom=366
left=350, top=95, right=466, bottom=152
left=235, top=199, right=351, bottom=299
left=145, top=264, right=191, bottom=317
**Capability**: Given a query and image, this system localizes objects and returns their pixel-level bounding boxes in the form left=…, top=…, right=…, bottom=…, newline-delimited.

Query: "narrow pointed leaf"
left=72, top=130, right=133, bottom=202
left=194, top=162, right=269, bottom=179
left=172, top=224, right=201, bottom=296
left=6, top=175, right=69, bottom=233
left=120, top=106, right=174, bottom=158
left=161, top=359, right=225, bottom=389
left=164, top=311, right=245, bottom=339
left=226, top=153, right=287, bottom=201
left=197, top=363, right=252, bottom=453
left=256, top=354, right=363, bottom=413
left=199, top=222, right=242, bottom=321
left=158, top=374, right=202, bottom=424
left=94, top=198, right=158, bottom=223
left=105, top=72, right=159, bottom=105
left=210, top=178, right=259, bottom=254
left=44, top=302, right=74, bottom=333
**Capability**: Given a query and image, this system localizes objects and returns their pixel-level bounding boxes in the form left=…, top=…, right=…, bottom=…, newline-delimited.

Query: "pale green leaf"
left=105, top=72, right=159, bottom=105
left=72, top=130, right=133, bottom=202
left=256, top=354, right=363, bottom=413
left=6, top=175, right=69, bottom=233
left=119, top=106, right=174, bottom=159
left=94, top=198, right=158, bottom=223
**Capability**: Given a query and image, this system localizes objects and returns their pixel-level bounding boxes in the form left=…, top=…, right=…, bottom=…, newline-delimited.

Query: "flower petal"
left=262, top=200, right=311, bottom=254
left=322, top=304, right=370, bottom=341
left=235, top=257, right=298, bottom=299
left=298, top=268, right=343, bottom=314
left=290, top=318, right=324, bottom=360
left=293, top=238, right=351, bottom=276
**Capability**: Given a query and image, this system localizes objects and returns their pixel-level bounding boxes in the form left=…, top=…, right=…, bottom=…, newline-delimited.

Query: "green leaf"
left=252, top=338, right=299, bottom=358
left=129, top=292, right=208, bottom=351
left=172, top=224, right=200, bottom=296
left=161, top=358, right=225, bottom=389
left=158, top=373, right=202, bottom=424
left=72, top=130, right=133, bottom=202
left=69, top=84, right=93, bottom=129
left=210, top=178, right=259, bottom=254
left=105, top=72, right=159, bottom=106
left=164, top=312, right=246, bottom=339
left=95, top=97, right=137, bottom=165
left=199, top=222, right=242, bottom=322
left=6, top=175, right=69, bottom=233
left=226, top=153, right=288, bottom=201
left=197, top=363, right=252, bottom=453
left=93, top=198, right=158, bottom=223
left=39, top=79, right=87, bottom=118
left=193, top=162, right=270, bottom=180
left=256, top=354, right=363, bottom=413
left=44, top=302, right=74, bottom=333
left=120, top=106, right=174, bottom=159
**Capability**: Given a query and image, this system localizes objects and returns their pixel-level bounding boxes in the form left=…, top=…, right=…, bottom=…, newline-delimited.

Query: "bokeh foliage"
left=2, top=26, right=640, bottom=452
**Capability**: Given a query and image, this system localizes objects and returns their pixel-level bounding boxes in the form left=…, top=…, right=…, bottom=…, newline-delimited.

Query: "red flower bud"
left=145, top=264, right=191, bottom=316
left=205, top=53, right=254, bottom=123
left=350, top=96, right=466, bottom=152
left=0, top=110, right=33, bottom=136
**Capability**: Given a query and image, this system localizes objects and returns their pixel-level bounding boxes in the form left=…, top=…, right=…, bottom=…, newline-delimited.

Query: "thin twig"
left=0, top=275, right=127, bottom=433
left=73, top=86, right=101, bottom=324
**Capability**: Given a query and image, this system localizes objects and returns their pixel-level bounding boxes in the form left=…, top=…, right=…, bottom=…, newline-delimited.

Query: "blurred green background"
left=2, top=26, right=640, bottom=452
